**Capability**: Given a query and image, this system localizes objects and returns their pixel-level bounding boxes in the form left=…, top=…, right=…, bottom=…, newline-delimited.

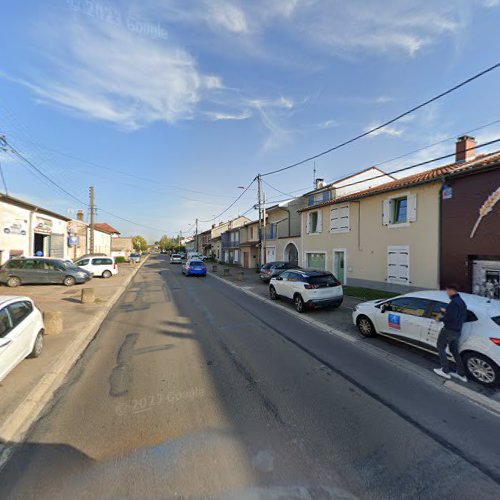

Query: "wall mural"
left=470, top=186, right=500, bottom=238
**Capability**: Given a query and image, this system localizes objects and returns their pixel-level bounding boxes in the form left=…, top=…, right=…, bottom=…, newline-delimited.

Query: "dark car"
left=0, top=257, right=92, bottom=287
left=259, top=261, right=300, bottom=283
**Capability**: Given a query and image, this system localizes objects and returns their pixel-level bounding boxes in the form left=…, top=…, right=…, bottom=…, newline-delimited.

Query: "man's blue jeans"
left=437, top=327, right=465, bottom=376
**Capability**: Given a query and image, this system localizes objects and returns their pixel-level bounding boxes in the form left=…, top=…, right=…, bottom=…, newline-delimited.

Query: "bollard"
left=81, top=288, right=95, bottom=304
left=237, top=271, right=244, bottom=281
left=223, top=267, right=230, bottom=276
left=212, top=264, right=218, bottom=273
left=44, top=311, right=63, bottom=335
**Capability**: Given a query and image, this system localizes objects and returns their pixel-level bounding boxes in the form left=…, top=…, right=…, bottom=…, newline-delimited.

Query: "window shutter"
left=317, top=210, right=323, bottom=233
left=330, top=207, right=338, bottom=232
left=407, top=193, right=417, bottom=222
left=382, top=199, right=391, bottom=225
left=306, top=213, right=310, bottom=234
left=340, top=204, right=350, bottom=231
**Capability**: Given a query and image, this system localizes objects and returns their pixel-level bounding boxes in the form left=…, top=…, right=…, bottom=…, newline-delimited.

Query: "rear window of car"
left=190, top=261, right=204, bottom=266
left=172, top=254, right=181, bottom=258
left=307, top=274, right=338, bottom=287
left=492, top=316, right=500, bottom=327
left=261, top=264, right=272, bottom=270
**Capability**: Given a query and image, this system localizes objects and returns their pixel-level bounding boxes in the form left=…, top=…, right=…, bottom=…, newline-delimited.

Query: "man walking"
left=433, top=284, right=468, bottom=382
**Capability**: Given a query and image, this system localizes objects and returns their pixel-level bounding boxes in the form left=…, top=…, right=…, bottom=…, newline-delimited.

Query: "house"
left=439, top=137, right=500, bottom=298
left=209, top=216, right=250, bottom=261
left=111, top=237, right=134, bottom=258
left=93, top=222, right=119, bottom=255
left=240, top=219, right=259, bottom=268
left=221, top=226, right=241, bottom=264
left=0, top=194, right=71, bottom=264
left=299, top=136, right=500, bottom=293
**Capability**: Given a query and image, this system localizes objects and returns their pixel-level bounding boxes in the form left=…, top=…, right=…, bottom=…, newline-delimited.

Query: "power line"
left=261, top=60, right=500, bottom=177
left=198, top=178, right=257, bottom=223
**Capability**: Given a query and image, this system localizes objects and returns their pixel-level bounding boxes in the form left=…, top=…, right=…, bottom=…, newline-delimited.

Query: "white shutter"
left=383, top=199, right=391, bottom=225
left=387, top=246, right=410, bottom=284
left=340, top=204, right=350, bottom=231
left=317, top=210, right=323, bottom=233
left=407, top=193, right=417, bottom=222
left=330, top=207, right=339, bottom=232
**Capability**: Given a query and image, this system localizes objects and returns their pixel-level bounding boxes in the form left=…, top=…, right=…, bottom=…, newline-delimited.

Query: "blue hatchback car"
left=182, top=259, right=207, bottom=277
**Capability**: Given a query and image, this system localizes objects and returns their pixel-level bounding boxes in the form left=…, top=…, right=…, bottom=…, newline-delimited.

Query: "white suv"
left=353, top=290, right=500, bottom=387
left=269, top=270, right=343, bottom=313
left=74, top=256, right=118, bottom=278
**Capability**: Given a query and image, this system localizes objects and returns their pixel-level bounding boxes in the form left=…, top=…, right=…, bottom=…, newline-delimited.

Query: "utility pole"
left=263, top=190, right=267, bottom=265
left=195, top=218, right=199, bottom=253
left=257, top=174, right=262, bottom=267
left=89, top=186, right=95, bottom=254
left=0, top=135, right=8, bottom=195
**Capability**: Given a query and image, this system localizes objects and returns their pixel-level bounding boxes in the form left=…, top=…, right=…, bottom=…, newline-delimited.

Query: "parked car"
left=353, top=290, right=500, bottom=387
left=269, top=270, right=343, bottom=312
left=170, top=254, right=183, bottom=264
left=0, top=296, right=45, bottom=381
left=182, top=259, right=207, bottom=277
left=74, top=255, right=118, bottom=278
left=129, top=253, right=141, bottom=263
left=260, top=261, right=301, bottom=283
left=0, top=257, right=92, bottom=287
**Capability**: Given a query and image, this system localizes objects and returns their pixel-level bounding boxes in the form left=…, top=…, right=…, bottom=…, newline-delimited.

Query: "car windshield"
left=60, top=261, right=78, bottom=270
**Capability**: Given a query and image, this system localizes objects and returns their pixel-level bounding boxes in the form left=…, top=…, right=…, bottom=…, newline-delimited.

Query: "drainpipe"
left=29, top=208, right=38, bottom=255
left=438, top=179, right=445, bottom=290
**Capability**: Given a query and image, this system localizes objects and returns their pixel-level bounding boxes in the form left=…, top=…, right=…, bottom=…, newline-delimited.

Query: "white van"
left=74, top=255, right=118, bottom=278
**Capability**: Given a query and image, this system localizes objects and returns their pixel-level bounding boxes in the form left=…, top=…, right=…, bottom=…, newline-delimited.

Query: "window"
left=92, top=258, right=113, bottom=265
left=383, top=193, right=417, bottom=226
left=330, top=204, right=350, bottom=233
left=492, top=316, right=500, bottom=326
left=430, top=302, right=478, bottom=323
left=393, top=197, right=407, bottom=224
left=307, top=210, right=322, bottom=233
left=306, top=253, right=326, bottom=270
left=279, top=271, right=291, bottom=280
left=249, top=227, right=254, bottom=240
left=387, top=246, right=409, bottom=284
left=308, top=274, right=337, bottom=287
left=386, top=297, right=431, bottom=317
left=7, top=301, right=33, bottom=327
left=6, top=260, right=24, bottom=269
left=76, top=259, right=90, bottom=266
left=0, top=308, right=13, bottom=338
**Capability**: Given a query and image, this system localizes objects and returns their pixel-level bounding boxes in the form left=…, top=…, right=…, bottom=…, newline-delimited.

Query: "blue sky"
left=1, top=0, right=500, bottom=241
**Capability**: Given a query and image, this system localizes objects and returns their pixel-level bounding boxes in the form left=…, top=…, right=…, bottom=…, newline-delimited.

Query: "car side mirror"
left=276, top=276, right=282, bottom=281
left=380, top=304, right=389, bottom=313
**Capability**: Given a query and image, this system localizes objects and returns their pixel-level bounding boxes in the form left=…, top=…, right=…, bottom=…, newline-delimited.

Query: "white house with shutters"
left=299, top=166, right=444, bottom=292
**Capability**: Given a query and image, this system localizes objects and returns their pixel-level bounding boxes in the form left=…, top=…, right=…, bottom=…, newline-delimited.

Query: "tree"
left=132, top=235, right=148, bottom=252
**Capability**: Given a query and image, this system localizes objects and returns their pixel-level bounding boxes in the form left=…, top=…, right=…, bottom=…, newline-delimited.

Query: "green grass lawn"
left=343, top=286, right=399, bottom=301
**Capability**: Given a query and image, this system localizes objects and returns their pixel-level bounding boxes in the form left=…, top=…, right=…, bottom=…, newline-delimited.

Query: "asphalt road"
left=1, top=255, right=500, bottom=499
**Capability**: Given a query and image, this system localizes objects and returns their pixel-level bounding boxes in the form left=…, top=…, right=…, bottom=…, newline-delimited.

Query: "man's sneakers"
left=433, top=368, right=451, bottom=380
left=450, top=372, right=468, bottom=383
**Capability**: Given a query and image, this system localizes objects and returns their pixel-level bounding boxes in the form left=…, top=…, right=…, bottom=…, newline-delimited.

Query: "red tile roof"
left=299, top=151, right=500, bottom=212
left=94, top=222, right=120, bottom=234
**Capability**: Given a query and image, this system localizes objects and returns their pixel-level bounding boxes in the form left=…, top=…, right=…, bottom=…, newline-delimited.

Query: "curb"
left=208, top=271, right=500, bottom=418
left=0, top=257, right=148, bottom=470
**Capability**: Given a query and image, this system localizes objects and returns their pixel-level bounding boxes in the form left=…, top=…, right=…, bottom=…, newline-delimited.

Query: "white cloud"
left=365, top=123, right=404, bottom=138
left=205, top=1, right=249, bottom=33
left=317, top=119, right=336, bottom=129
left=204, top=110, right=252, bottom=121
left=483, top=0, right=499, bottom=7
left=12, top=15, right=227, bottom=129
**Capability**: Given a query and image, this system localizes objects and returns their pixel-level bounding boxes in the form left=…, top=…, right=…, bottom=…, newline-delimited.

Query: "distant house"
left=111, top=237, right=134, bottom=258
left=93, top=223, right=119, bottom=255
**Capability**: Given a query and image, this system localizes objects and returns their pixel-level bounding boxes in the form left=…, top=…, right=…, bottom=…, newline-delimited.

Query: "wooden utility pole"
left=257, top=174, right=262, bottom=267
left=262, top=191, right=267, bottom=264
left=89, top=186, right=95, bottom=254
left=195, top=218, right=199, bottom=253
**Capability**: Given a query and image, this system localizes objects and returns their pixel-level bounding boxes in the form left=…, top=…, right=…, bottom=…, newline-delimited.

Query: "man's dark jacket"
left=442, top=293, right=467, bottom=333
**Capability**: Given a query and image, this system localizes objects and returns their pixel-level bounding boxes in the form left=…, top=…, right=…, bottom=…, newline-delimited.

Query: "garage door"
left=49, top=234, right=65, bottom=258
left=387, top=246, right=409, bottom=284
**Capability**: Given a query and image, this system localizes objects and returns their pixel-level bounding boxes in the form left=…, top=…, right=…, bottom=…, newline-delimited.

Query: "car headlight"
left=76, top=272, right=86, bottom=277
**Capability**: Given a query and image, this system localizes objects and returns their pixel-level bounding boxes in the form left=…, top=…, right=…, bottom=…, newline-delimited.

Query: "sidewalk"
left=0, top=260, right=144, bottom=452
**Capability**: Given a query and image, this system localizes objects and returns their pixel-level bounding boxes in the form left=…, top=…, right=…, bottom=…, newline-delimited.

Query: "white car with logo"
left=353, top=290, right=500, bottom=387
left=0, top=296, right=44, bottom=381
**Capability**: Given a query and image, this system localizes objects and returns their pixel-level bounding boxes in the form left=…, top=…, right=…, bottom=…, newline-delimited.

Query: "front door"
left=333, top=250, right=346, bottom=284
left=243, top=252, right=249, bottom=268
left=266, top=246, right=276, bottom=264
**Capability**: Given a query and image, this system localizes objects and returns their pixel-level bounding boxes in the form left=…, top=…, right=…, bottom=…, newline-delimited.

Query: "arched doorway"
left=284, top=242, right=299, bottom=266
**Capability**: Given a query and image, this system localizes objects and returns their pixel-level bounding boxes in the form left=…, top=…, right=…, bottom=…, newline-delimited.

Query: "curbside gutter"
left=0, top=257, right=149, bottom=471
left=208, top=271, right=500, bottom=418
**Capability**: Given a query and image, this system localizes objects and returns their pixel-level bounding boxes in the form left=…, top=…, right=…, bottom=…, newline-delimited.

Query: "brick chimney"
left=77, top=209, right=84, bottom=221
left=455, top=135, right=476, bottom=163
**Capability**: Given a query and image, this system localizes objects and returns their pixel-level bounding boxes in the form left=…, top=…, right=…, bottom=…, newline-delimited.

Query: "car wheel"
left=28, top=330, right=44, bottom=358
left=102, top=270, right=112, bottom=278
left=6, top=276, right=21, bottom=288
left=463, top=352, right=499, bottom=387
left=63, top=276, right=76, bottom=287
left=294, top=294, right=305, bottom=313
left=357, top=315, right=376, bottom=337
left=269, top=285, right=279, bottom=300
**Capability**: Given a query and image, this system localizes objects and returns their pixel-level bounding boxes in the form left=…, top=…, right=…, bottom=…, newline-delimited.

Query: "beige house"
left=240, top=219, right=259, bottom=268
left=210, top=216, right=250, bottom=262
left=300, top=167, right=446, bottom=292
